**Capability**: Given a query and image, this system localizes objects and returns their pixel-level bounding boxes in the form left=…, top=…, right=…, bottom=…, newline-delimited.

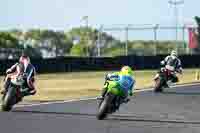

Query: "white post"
left=154, top=24, right=159, bottom=55
left=97, top=25, right=103, bottom=57
left=168, top=0, right=184, bottom=53
left=125, top=26, right=129, bottom=56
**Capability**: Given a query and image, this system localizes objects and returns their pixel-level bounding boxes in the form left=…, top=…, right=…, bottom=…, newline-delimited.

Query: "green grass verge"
left=0, top=68, right=199, bottom=101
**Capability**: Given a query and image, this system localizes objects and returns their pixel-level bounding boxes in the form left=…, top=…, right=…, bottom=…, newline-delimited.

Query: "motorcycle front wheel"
left=154, top=78, right=164, bottom=93
left=1, top=86, right=16, bottom=111
left=97, top=93, right=115, bottom=120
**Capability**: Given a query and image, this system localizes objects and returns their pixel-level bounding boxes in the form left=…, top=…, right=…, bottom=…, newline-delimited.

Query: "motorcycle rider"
left=154, top=50, right=183, bottom=87
left=99, top=66, right=135, bottom=104
left=1, top=54, right=37, bottom=97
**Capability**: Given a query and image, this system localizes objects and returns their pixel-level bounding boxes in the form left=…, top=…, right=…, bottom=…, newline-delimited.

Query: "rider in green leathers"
left=99, top=66, right=135, bottom=103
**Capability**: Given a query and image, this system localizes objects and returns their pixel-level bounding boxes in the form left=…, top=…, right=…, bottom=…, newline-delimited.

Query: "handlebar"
left=161, top=67, right=182, bottom=75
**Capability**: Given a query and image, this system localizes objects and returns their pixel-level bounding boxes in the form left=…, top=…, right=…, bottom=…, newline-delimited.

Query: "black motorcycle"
left=153, top=65, right=180, bottom=93
left=1, top=74, right=27, bottom=111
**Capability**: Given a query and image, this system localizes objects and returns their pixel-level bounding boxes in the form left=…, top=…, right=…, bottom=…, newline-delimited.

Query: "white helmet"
left=171, top=50, right=177, bottom=57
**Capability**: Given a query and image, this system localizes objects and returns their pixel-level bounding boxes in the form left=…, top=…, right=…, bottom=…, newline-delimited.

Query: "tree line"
left=0, top=26, right=195, bottom=59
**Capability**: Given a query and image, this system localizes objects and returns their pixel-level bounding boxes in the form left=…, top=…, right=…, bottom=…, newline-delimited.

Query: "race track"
left=1, top=84, right=200, bottom=133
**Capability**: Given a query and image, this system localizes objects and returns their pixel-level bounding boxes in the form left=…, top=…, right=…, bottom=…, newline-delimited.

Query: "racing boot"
left=123, top=97, right=130, bottom=103
left=163, top=82, right=169, bottom=88
left=21, top=88, right=36, bottom=97
left=16, top=88, right=35, bottom=103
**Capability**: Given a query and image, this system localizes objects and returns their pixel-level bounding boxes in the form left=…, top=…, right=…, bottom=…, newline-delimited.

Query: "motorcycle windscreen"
left=10, top=75, right=24, bottom=86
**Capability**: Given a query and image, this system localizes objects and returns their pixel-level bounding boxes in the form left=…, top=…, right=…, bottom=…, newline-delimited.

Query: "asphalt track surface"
left=1, top=84, right=200, bottom=133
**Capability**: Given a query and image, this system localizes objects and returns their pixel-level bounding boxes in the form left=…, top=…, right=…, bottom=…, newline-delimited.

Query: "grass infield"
left=0, top=69, right=199, bottom=101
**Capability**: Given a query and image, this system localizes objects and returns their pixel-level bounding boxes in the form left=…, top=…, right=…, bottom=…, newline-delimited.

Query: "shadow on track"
left=12, top=110, right=96, bottom=117
left=12, top=110, right=200, bottom=125
left=108, top=116, right=200, bottom=125
left=162, top=91, right=200, bottom=96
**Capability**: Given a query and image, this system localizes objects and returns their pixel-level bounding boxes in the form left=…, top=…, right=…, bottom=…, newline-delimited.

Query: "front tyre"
left=154, top=78, right=163, bottom=93
left=1, top=86, right=16, bottom=111
left=97, top=93, right=114, bottom=120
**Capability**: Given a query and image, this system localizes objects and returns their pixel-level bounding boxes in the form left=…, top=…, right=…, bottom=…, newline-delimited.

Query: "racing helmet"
left=170, top=50, right=177, bottom=57
left=120, top=66, right=133, bottom=76
left=19, top=54, right=30, bottom=64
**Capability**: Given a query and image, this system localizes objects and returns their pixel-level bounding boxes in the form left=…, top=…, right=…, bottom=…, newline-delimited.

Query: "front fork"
left=101, top=80, right=109, bottom=97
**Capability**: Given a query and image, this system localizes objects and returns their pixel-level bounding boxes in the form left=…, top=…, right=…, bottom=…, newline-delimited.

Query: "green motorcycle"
left=97, top=75, right=133, bottom=120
